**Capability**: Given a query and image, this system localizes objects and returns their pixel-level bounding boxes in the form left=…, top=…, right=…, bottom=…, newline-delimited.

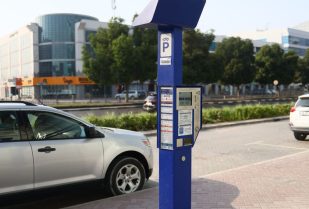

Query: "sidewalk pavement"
left=65, top=116, right=309, bottom=209
left=66, top=150, right=309, bottom=209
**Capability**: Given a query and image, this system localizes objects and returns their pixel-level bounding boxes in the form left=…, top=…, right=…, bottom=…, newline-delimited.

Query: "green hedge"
left=86, top=112, right=157, bottom=131
left=85, top=104, right=292, bottom=131
left=202, top=104, right=292, bottom=124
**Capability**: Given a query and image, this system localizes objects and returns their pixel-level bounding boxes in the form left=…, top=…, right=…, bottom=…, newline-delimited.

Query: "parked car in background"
left=0, top=101, right=153, bottom=196
left=289, top=94, right=309, bottom=140
left=115, top=90, right=146, bottom=100
left=252, top=88, right=276, bottom=95
left=143, top=92, right=157, bottom=112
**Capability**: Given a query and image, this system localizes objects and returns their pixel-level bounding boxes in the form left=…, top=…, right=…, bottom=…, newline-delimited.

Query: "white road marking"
left=245, top=140, right=264, bottom=145
left=254, top=142, right=308, bottom=150
left=199, top=150, right=309, bottom=178
left=245, top=140, right=307, bottom=150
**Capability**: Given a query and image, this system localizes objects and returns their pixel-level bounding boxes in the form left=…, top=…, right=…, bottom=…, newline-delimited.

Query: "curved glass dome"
left=35, top=14, right=98, bottom=77
left=35, top=13, right=98, bottom=43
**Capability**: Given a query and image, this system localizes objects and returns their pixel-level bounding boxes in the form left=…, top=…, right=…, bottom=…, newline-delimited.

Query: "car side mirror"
left=87, top=126, right=97, bottom=138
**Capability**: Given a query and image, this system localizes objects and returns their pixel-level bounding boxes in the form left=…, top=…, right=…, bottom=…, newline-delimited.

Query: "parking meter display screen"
left=179, top=92, right=192, bottom=106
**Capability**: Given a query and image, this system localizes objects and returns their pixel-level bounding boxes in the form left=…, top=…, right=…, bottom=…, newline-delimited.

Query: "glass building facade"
left=35, top=14, right=98, bottom=77
left=281, top=35, right=309, bottom=56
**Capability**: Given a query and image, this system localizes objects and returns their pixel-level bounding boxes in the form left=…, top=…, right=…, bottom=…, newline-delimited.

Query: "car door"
left=24, top=111, right=104, bottom=189
left=0, top=111, right=33, bottom=194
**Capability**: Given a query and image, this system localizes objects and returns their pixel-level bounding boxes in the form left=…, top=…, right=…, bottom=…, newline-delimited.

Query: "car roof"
left=0, top=101, right=59, bottom=112
left=299, top=94, right=309, bottom=99
left=0, top=101, right=93, bottom=126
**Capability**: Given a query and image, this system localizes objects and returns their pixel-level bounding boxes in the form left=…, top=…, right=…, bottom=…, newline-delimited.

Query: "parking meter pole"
left=157, top=26, right=192, bottom=209
left=133, top=1, right=206, bottom=208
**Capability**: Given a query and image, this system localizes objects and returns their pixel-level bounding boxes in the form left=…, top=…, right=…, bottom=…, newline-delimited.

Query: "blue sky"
left=1, top=0, right=309, bottom=37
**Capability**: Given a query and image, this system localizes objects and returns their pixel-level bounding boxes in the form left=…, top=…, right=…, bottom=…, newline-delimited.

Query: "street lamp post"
left=273, top=80, right=279, bottom=97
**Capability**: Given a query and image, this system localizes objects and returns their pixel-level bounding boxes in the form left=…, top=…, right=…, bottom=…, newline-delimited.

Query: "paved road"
left=1, top=120, right=308, bottom=209
left=149, top=120, right=309, bottom=181
left=64, top=97, right=294, bottom=117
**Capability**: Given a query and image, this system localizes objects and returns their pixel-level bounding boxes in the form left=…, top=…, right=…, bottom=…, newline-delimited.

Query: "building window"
left=85, top=30, right=97, bottom=42
left=39, top=61, right=75, bottom=77
left=282, top=36, right=289, bottom=44
left=209, top=42, right=216, bottom=52
left=36, top=14, right=97, bottom=43
left=288, top=47, right=307, bottom=56
left=288, top=36, right=309, bottom=47
left=39, top=44, right=75, bottom=60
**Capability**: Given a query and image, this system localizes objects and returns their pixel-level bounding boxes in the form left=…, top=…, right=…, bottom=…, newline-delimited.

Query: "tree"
left=111, top=34, right=137, bottom=101
left=83, top=17, right=128, bottom=88
left=281, top=51, right=298, bottom=84
left=255, top=44, right=297, bottom=86
left=215, top=37, right=255, bottom=95
left=296, top=49, right=309, bottom=84
left=83, top=17, right=157, bottom=102
left=255, top=44, right=284, bottom=85
left=132, top=26, right=157, bottom=85
left=183, top=29, right=222, bottom=84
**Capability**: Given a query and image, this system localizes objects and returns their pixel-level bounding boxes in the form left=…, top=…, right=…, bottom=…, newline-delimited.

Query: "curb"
left=143, top=116, right=289, bottom=137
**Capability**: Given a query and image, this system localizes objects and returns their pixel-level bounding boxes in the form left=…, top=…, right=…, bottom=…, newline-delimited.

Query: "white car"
left=115, top=90, right=146, bottom=100
left=0, top=101, right=153, bottom=196
left=289, top=94, right=309, bottom=140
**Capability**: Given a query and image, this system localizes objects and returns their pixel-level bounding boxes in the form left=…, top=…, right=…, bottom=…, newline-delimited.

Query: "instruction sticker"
left=178, top=110, right=193, bottom=136
left=160, top=87, right=174, bottom=150
left=178, top=125, right=192, bottom=136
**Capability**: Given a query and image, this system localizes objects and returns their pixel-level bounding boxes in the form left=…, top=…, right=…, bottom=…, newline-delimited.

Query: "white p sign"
left=160, top=33, right=172, bottom=57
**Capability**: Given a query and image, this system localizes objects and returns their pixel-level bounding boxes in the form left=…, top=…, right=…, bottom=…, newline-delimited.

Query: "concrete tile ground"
left=66, top=150, right=309, bottom=209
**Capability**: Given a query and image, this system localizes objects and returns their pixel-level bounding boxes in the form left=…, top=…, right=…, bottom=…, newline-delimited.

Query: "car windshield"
left=296, top=98, right=309, bottom=107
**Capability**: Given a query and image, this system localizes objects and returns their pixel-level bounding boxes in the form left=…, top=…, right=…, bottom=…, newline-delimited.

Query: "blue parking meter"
left=134, top=1, right=206, bottom=208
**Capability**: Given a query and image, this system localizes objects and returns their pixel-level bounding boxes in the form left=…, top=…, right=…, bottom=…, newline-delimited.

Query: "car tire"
left=115, top=96, right=120, bottom=100
left=129, top=96, right=135, bottom=100
left=294, top=132, right=307, bottom=141
left=106, top=157, right=146, bottom=196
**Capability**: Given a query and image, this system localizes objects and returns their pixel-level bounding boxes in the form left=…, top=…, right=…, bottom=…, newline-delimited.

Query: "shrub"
left=86, top=104, right=292, bottom=131
left=86, top=112, right=156, bottom=131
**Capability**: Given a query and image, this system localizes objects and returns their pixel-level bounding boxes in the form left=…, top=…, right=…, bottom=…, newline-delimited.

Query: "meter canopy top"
left=133, top=0, right=206, bottom=29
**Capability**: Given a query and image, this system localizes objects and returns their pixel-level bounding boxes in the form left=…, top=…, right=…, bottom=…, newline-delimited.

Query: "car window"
left=296, top=98, right=309, bottom=107
left=0, top=111, right=21, bottom=142
left=26, top=112, right=87, bottom=140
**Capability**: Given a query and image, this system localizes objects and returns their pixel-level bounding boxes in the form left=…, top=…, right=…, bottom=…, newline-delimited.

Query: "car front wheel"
left=294, top=132, right=307, bottom=141
left=106, top=157, right=146, bottom=196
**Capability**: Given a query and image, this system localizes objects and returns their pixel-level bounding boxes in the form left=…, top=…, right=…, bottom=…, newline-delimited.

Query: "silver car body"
left=0, top=103, right=153, bottom=195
